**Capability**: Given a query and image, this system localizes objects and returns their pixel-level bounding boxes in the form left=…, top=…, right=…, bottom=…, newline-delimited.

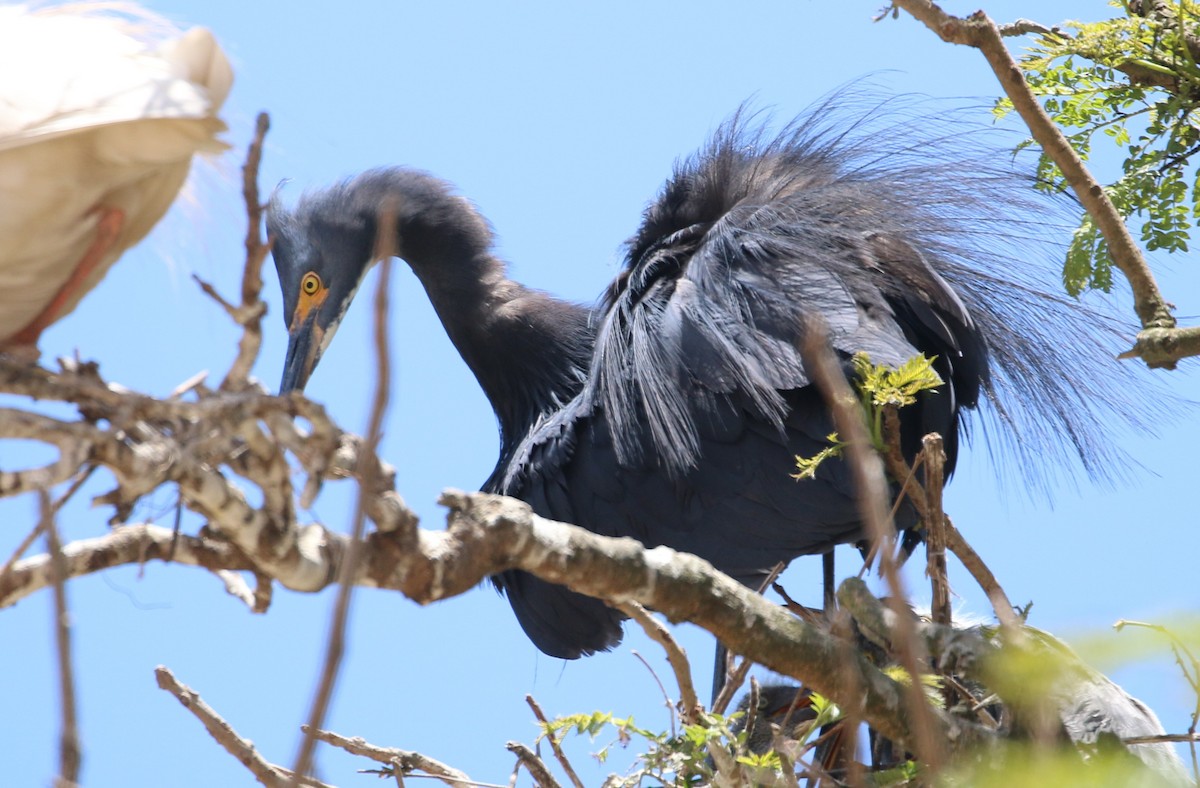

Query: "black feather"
left=271, top=96, right=1153, bottom=661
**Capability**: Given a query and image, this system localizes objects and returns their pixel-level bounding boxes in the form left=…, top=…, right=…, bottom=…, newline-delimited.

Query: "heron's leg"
left=822, top=550, right=835, bottom=609
left=711, top=641, right=729, bottom=705
left=5, top=208, right=125, bottom=352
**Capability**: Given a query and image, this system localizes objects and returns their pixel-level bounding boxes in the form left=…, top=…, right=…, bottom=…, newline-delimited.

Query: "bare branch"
left=1, top=524, right=257, bottom=608
left=291, top=228, right=395, bottom=782
left=0, top=521, right=47, bottom=585
left=46, top=492, right=80, bottom=788
left=630, top=651, right=677, bottom=737
left=711, top=653, right=753, bottom=717
left=303, top=726, right=477, bottom=788
left=223, top=111, right=272, bottom=391
left=1122, top=732, right=1200, bottom=745
left=155, top=666, right=305, bottom=788
left=922, top=435, right=951, bottom=629
left=799, top=319, right=945, bottom=768
left=505, top=742, right=561, bottom=788
left=525, top=696, right=585, bottom=788
left=890, top=0, right=1189, bottom=367
left=617, top=602, right=702, bottom=725
left=998, top=19, right=1066, bottom=38
left=943, top=518, right=1024, bottom=637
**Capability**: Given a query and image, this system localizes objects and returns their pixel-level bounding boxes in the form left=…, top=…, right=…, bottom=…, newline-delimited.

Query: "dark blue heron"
left=267, top=103, right=1123, bottom=662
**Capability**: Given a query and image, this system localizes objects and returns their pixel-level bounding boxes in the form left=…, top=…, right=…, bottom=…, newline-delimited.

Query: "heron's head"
left=267, top=187, right=379, bottom=394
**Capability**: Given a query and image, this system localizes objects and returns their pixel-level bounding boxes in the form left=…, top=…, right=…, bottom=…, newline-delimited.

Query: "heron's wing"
left=491, top=177, right=987, bottom=658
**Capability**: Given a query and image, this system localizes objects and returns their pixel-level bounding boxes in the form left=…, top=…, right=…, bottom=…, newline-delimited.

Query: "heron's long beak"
left=280, top=310, right=324, bottom=394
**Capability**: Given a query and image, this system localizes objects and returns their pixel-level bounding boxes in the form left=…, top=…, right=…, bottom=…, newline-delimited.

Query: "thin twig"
left=1121, top=732, right=1200, bottom=744
left=45, top=491, right=80, bottom=788
left=223, top=111, right=272, bottom=390
left=800, top=318, right=944, bottom=769
left=291, top=222, right=395, bottom=782
left=303, top=725, right=479, bottom=788
left=154, top=666, right=320, bottom=788
left=617, top=602, right=702, bottom=724
left=942, top=517, right=1024, bottom=636
left=1, top=521, right=48, bottom=586
left=525, top=695, right=585, bottom=788
left=741, top=677, right=762, bottom=757
left=891, top=0, right=1185, bottom=366
left=922, top=434, right=951, bottom=629
left=505, top=742, right=561, bottom=788
left=630, top=651, right=677, bottom=737
left=1114, top=618, right=1200, bottom=779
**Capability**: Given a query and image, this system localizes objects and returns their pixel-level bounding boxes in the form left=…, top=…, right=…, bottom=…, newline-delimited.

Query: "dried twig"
left=617, top=602, right=702, bottom=725
left=505, top=742, right=561, bottom=788
left=0, top=459, right=89, bottom=585
left=942, top=518, right=1023, bottom=637
left=890, top=0, right=1194, bottom=367
left=799, top=318, right=945, bottom=768
left=711, top=654, right=754, bottom=716
left=45, top=492, right=80, bottom=788
left=922, top=434, right=951, bottom=629
left=630, top=651, right=677, bottom=737
left=525, top=696, right=585, bottom=788
left=154, top=666, right=324, bottom=788
left=741, top=677, right=762, bottom=756
left=0, top=520, right=46, bottom=585
left=291, top=230, right=395, bottom=781
left=222, top=111, right=272, bottom=391
left=303, top=725, right=477, bottom=788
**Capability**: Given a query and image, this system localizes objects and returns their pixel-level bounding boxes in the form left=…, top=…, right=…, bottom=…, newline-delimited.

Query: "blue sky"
left=2, top=2, right=1197, bottom=785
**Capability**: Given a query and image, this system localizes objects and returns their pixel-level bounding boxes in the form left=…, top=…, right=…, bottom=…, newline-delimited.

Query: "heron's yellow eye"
left=301, top=272, right=322, bottom=296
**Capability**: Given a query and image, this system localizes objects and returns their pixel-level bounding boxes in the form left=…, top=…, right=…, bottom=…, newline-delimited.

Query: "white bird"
left=0, top=3, right=232, bottom=355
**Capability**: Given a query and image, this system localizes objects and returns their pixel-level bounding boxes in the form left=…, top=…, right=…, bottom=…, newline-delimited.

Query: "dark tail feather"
left=493, top=569, right=626, bottom=659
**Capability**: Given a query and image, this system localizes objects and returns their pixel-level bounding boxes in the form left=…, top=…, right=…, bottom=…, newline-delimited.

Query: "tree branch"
left=46, top=492, right=80, bottom=788
left=617, top=602, right=702, bottom=725
left=303, top=725, right=476, bottom=788
left=291, top=235, right=394, bottom=783
left=0, top=524, right=257, bottom=608
left=505, top=742, right=560, bottom=788
left=799, top=320, right=946, bottom=768
left=891, top=0, right=1190, bottom=367
left=154, top=666, right=333, bottom=788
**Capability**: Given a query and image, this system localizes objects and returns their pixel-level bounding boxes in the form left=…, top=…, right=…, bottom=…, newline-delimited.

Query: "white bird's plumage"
left=0, top=3, right=232, bottom=345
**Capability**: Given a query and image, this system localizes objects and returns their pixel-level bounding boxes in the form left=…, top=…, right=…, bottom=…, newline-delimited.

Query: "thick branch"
left=0, top=524, right=257, bottom=607
left=9, top=484, right=996, bottom=752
